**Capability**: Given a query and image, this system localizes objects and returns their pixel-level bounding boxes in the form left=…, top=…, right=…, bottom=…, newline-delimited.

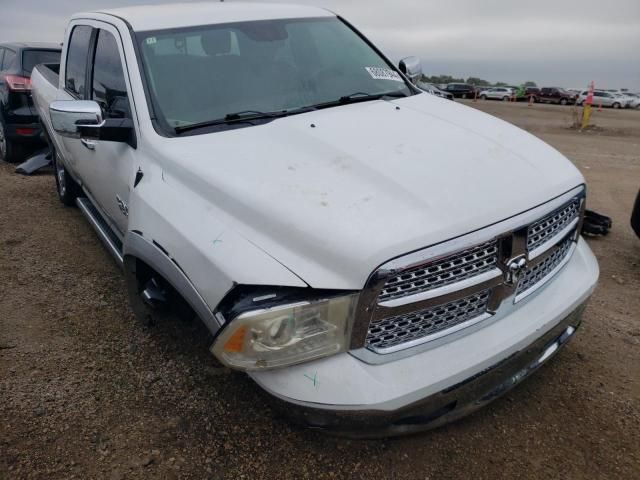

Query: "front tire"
left=612, top=102, right=621, bottom=109
left=53, top=152, right=80, bottom=206
left=502, top=96, right=509, bottom=102
left=480, top=94, right=487, bottom=100
left=560, top=98, right=568, bottom=106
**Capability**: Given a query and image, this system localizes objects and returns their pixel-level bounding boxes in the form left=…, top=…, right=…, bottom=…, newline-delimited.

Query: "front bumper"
left=266, top=303, right=584, bottom=437
left=252, top=238, right=599, bottom=436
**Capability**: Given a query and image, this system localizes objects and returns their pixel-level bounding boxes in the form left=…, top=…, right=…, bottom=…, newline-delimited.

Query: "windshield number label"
left=365, top=67, right=403, bottom=82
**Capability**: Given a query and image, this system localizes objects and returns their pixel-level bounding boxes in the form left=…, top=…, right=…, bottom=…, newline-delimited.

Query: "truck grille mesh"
left=527, top=197, right=580, bottom=252
left=379, top=241, right=498, bottom=302
left=517, top=236, right=573, bottom=295
left=365, top=290, right=491, bottom=352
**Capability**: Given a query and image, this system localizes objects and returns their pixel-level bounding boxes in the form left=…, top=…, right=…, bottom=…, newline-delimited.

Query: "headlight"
left=211, top=293, right=359, bottom=371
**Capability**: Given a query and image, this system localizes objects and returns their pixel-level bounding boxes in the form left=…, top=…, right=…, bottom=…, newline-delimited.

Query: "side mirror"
left=398, top=56, right=423, bottom=84
left=50, top=100, right=136, bottom=148
left=50, top=100, right=103, bottom=139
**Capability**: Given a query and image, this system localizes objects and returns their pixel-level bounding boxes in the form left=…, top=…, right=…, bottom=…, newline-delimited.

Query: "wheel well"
left=124, top=255, right=196, bottom=323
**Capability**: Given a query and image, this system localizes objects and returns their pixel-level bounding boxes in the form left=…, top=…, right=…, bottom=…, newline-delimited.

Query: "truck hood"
left=158, top=93, right=584, bottom=290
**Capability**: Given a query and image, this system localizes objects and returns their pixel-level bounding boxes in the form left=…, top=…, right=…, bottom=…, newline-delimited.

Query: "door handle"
left=81, top=138, right=96, bottom=150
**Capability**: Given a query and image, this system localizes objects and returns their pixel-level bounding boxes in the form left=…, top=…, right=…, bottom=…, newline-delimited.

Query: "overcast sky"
left=1, top=0, right=639, bottom=89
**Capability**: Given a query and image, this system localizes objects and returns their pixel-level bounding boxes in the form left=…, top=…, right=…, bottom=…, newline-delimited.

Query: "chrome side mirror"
left=50, top=100, right=104, bottom=139
left=398, top=56, right=423, bottom=84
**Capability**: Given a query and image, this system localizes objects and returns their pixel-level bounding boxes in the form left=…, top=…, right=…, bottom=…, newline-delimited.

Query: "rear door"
left=600, top=92, right=615, bottom=107
left=56, top=24, right=94, bottom=177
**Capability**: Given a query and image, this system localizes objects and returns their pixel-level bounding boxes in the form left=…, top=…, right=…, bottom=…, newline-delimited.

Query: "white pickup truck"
left=32, top=2, right=599, bottom=436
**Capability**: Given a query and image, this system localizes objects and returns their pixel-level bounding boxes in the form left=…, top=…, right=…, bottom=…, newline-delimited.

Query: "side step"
left=76, top=197, right=124, bottom=267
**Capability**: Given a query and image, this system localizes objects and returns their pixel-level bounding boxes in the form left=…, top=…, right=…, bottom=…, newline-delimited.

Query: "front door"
left=80, top=23, right=138, bottom=236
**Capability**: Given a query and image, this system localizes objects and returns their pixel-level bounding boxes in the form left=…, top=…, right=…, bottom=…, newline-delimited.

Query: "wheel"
left=612, top=102, right=621, bottom=109
left=560, top=98, right=568, bottom=106
left=461, top=93, right=467, bottom=99
left=0, top=120, right=25, bottom=163
left=577, top=101, right=584, bottom=106
left=124, top=257, right=195, bottom=327
left=53, top=151, right=81, bottom=206
left=480, top=94, right=487, bottom=100
left=502, top=96, right=509, bottom=102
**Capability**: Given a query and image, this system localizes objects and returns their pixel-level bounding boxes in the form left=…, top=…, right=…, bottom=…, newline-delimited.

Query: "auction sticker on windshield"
left=365, top=67, right=403, bottom=82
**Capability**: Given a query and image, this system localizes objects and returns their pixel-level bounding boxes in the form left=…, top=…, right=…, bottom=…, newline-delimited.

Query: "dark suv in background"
left=537, top=87, right=577, bottom=105
left=0, top=42, right=61, bottom=162
left=444, top=83, right=477, bottom=99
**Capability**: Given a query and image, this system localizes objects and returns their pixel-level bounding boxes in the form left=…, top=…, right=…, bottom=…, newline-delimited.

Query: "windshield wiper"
left=174, top=107, right=316, bottom=134
left=303, top=90, right=410, bottom=111
left=339, top=91, right=408, bottom=103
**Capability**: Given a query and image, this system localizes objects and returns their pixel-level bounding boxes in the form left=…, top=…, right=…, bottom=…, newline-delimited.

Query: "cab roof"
left=90, top=2, right=334, bottom=32
left=0, top=42, right=61, bottom=51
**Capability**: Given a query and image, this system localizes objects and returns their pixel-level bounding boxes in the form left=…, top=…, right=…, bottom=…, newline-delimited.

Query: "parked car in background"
left=613, top=93, right=639, bottom=108
left=626, top=93, right=640, bottom=108
left=0, top=42, right=61, bottom=162
left=33, top=3, right=598, bottom=437
left=576, top=90, right=627, bottom=109
left=538, top=87, right=577, bottom=105
left=478, top=87, right=513, bottom=101
left=444, top=83, right=476, bottom=98
left=522, top=86, right=541, bottom=101
left=417, top=81, right=454, bottom=100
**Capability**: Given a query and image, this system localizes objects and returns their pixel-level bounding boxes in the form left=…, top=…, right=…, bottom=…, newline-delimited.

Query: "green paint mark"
left=212, top=233, right=223, bottom=246
left=303, top=372, right=318, bottom=387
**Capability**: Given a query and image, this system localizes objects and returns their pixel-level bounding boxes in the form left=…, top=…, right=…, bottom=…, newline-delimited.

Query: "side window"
left=0, top=49, right=5, bottom=70
left=2, top=49, right=16, bottom=70
left=65, top=25, right=93, bottom=98
left=91, top=30, right=131, bottom=119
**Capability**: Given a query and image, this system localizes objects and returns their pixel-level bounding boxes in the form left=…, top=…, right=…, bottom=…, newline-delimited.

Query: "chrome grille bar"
left=379, top=241, right=498, bottom=302
left=366, top=290, right=492, bottom=353
left=516, top=236, right=575, bottom=301
left=527, top=197, right=581, bottom=253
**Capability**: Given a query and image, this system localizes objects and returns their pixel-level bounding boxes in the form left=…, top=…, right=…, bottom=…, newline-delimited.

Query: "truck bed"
left=31, top=63, right=61, bottom=146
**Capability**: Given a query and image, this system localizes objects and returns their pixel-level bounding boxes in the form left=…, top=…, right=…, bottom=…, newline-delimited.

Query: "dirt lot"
left=1, top=101, right=639, bottom=480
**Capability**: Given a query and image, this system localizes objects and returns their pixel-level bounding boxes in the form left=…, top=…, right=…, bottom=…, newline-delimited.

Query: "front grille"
left=517, top=236, right=573, bottom=295
left=527, top=197, right=580, bottom=252
left=365, top=290, right=492, bottom=352
left=358, top=191, right=584, bottom=357
left=379, top=241, right=498, bottom=302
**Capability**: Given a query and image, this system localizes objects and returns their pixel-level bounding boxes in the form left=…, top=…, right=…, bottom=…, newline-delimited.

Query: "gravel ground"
left=1, top=101, right=639, bottom=479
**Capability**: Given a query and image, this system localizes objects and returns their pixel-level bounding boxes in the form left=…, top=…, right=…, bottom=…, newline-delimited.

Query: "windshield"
left=22, top=49, right=61, bottom=74
left=137, top=17, right=412, bottom=133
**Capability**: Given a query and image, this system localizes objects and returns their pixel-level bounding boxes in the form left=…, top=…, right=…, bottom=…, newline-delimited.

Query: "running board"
left=76, top=197, right=124, bottom=267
